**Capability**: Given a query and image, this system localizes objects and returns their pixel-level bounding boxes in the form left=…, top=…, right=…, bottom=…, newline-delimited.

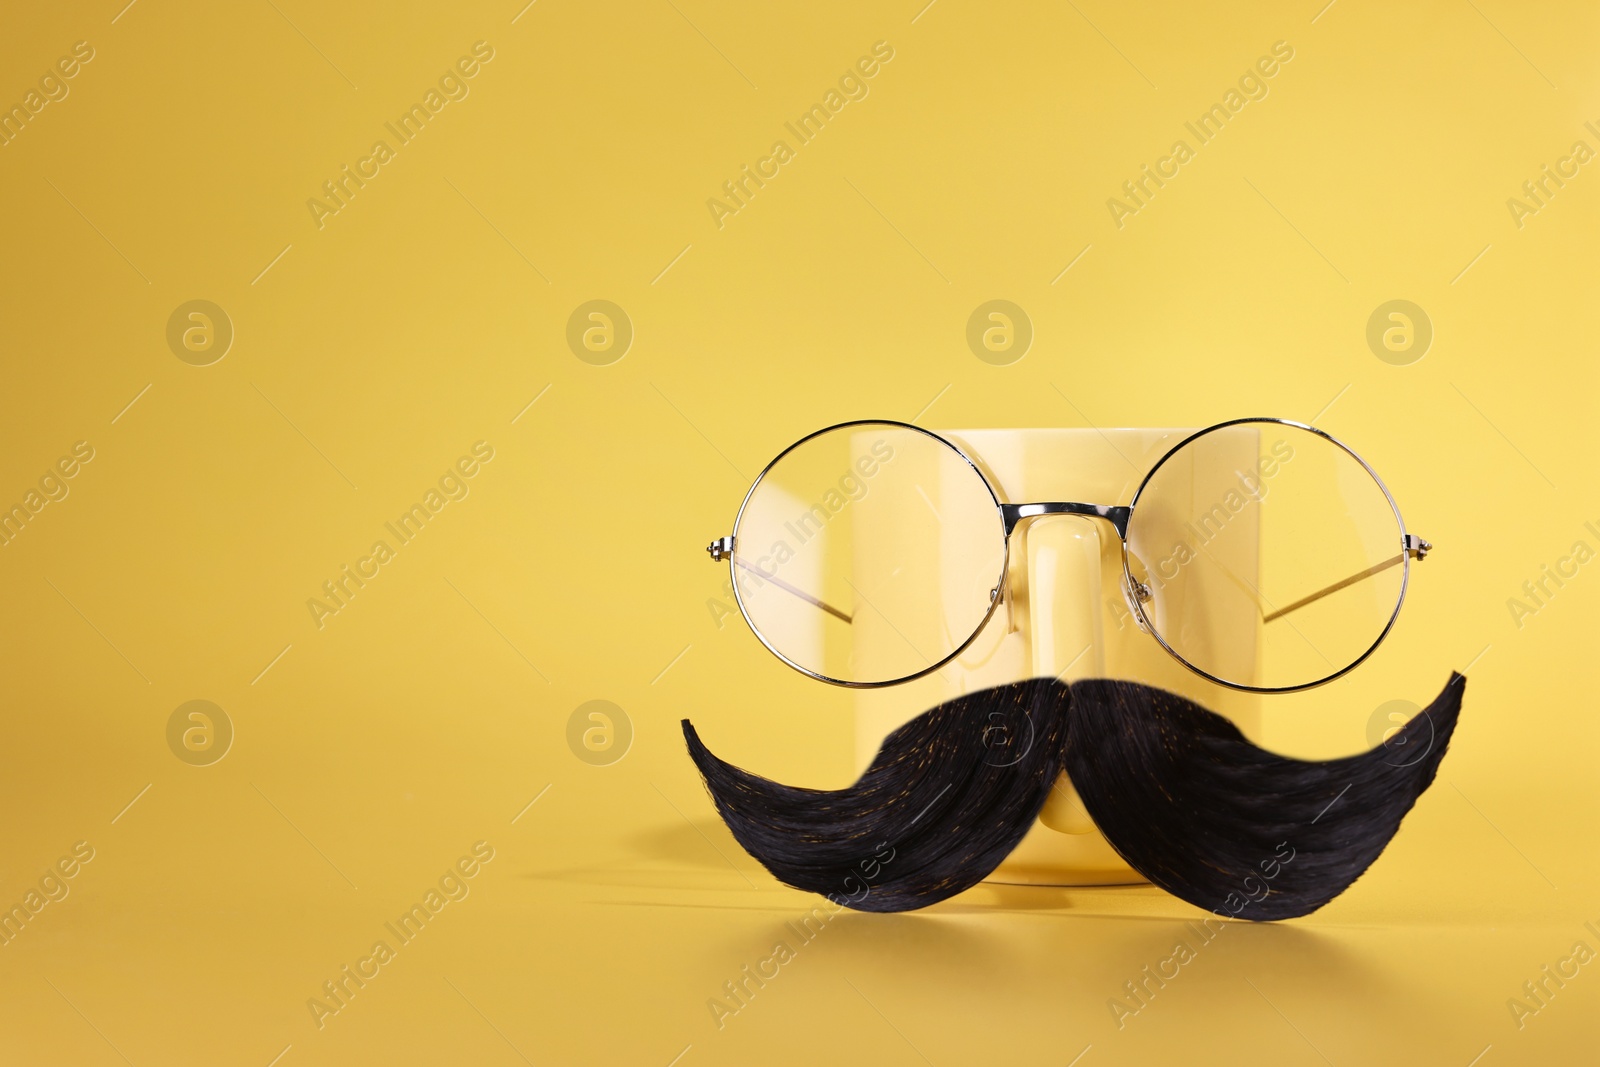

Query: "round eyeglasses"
left=705, top=418, right=1430, bottom=693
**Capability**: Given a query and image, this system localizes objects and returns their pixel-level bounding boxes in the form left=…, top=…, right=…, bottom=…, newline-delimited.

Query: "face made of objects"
left=713, top=423, right=1427, bottom=887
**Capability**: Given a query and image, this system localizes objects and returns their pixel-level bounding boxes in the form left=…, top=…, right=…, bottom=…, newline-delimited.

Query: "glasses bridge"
left=1001, top=502, right=1131, bottom=538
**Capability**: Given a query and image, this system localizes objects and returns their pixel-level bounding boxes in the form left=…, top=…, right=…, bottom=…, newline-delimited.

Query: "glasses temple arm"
left=726, top=553, right=854, bottom=625
left=1262, top=536, right=1431, bottom=624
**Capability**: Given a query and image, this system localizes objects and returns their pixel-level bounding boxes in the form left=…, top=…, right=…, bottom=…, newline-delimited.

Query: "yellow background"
left=1, top=0, right=1596, bottom=1063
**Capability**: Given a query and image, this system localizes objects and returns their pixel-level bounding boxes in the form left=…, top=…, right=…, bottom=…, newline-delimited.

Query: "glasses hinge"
left=707, top=535, right=735, bottom=562
left=1122, top=576, right=1152, bottom=634
left=1404, top=534, right=1432, bottom=560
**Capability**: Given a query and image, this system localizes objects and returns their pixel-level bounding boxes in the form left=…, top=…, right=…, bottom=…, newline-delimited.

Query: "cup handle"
left=1024, top=516, right=1105, bottom=836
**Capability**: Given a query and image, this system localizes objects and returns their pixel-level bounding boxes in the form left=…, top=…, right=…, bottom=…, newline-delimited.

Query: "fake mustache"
left=681, top=678, right=1069, bottom=912
left=682, top=674, right=1463, bottom=919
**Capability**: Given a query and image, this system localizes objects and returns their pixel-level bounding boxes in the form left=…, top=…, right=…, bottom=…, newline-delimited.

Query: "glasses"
left=705, top=418, right=1431, bottom=693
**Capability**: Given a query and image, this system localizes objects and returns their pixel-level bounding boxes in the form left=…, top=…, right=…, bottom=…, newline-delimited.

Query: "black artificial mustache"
left=681, top=677, right=1070, bottom=912
left=682, top=674, right=1463, bottom=919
